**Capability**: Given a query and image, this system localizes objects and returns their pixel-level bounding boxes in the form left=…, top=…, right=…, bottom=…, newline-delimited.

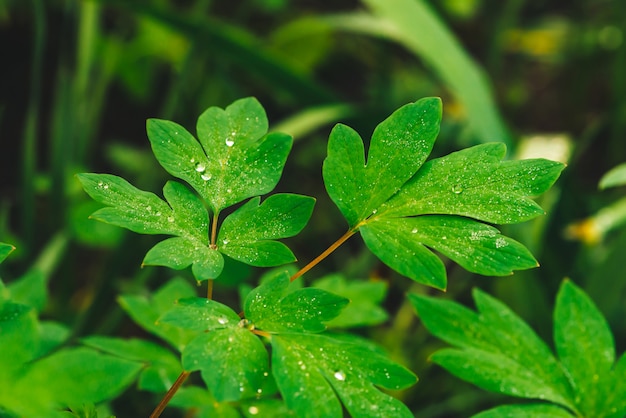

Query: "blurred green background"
left=1, top=0, right=625, bottom=416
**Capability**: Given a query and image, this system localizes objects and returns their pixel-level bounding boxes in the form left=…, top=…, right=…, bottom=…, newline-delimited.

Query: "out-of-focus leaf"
left=313, top=274, right=388, bottom=328
left=118, top=277, right=198, bottom=351
left=599, top=162, right=626, bottom=189
left=473, top=403, right=575, bottom=418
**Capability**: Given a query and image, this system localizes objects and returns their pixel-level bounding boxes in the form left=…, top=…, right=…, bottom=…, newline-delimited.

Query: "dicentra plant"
left=3, top=97, right=622, bottom=417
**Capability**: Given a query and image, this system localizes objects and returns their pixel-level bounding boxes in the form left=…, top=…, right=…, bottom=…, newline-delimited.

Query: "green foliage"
left=323, top=97, right=564, bottom=289
left=410, top=280, right=626, bottom=417
left=0, top=286, right=142, bottom=417
left=70, top=95, right=566, bottom=417
left=78, top=97, right=313, bottom=281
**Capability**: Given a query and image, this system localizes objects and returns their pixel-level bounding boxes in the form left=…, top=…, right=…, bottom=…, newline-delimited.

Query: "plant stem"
left=207, top=279, right=214, bottom=300
left=290, top=229, right=357, bottom=282
left=149, top=370, right=190, bottom=418
left=210, top=210, right=220, bottom=249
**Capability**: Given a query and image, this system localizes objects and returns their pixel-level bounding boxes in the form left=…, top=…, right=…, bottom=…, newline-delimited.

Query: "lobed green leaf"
left=147, top=97, right=293, bottom=213
left=158, top=297, right=241, bottom=332
left=245, top=271, right=348, bottom=333
left=412, top=290, right=577, bottom=410
left=554, top=280, right=616, bottom=416
left=363, top=216, right=537, bottom=288
left=182, top=328, right=269, bottom=402
left=272, top=333, right=416, bottom=418
left=379, top=143, right=566, bottom=224
left=431, top=348, right=572, bottom=408
left=218, top=194, right=315, bottom=267
left=323, top=97, right=441, bottom=227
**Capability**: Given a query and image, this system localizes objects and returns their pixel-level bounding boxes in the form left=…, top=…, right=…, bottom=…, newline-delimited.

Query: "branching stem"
left=290, top=228, right=357, bottom=282
left=149, top=370, right=190, bottom=418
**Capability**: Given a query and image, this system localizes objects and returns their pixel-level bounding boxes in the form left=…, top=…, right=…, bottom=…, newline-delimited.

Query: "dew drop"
left=201, top=173, right=211, bottom=181
left=167, top=216, right=175, bottom=223
left=190, top=158, right=195, bottom=163
left=222, top=239, right=229, bottom=245
left=217, top=316, right=228, bottom=325
left=195, top=163, right=206, bottom=172
left=225, top=138, right=235, bottom=147
left=495, top=237, right=508, bottom=248
left=411, top=228, right=418, bottom=234
left=103, top=184, right=109, bottom=190
left=248, top=406, right=259, bottom=415
left=227, top=188, right=232, bottom=193
left=452, top=184, right=463, bottom=194
left=146, top=205, right=152, bottom=212
left=333, top=371, right=346, bottom=381
left=97, top=181, right=103, bottom=187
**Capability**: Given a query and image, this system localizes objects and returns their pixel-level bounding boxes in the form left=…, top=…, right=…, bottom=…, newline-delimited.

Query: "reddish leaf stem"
left=149, top=370, right=190, bottom=418
left=290, top=229, right=357, bottom=282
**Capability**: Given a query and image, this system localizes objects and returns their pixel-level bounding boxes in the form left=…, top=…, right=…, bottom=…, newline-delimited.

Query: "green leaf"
left=170, top=386, right=241, bottom=418
left=323, top=97, right=441, bottom=227
left=313, top=274, right=388, bottom=328
left=244, top=271, right=349, bottom=333
left=430, top=348, right=572, bottom=407
left=361, top=220, right=447, bottom=289
left=410, top=291, right=576, bottom=410
left=599, top=162, right=626, bottom=189
left=272, top=333, right=416, bottom=418
left=0, top=243, right=15, bottom=264
left=77, top=175, right=221, bottom=280
left=147, top=97, right=293, bottom=213
left=0, top=301, right=39, bottom=379
left=379, top=143, right=565, bottom=224
left=182, top=328, right=269, bottom=402
left=241, top=398, right=295, bottom=417
left=473, top=403, right=575, bottom=418
left=15, top=347, right=142, bottom=406
left=218, top=194, right=315, bottom=267
left=362, top=216, right=538, bottom=287
left=80, top=336, right=182, bottom=392
left=554, top=280, right=615, bottom=416
left=158, top=297, right=241, bottom=331
left=8, top=269, right=47, bottom=312
left=412, top=282, right=626, bottom=416
left=118, top=277, right=198, bottom=351
left=142, top=236, right=224, bottom=280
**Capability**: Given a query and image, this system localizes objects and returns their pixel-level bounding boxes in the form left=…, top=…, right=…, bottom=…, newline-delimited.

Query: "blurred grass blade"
left=329, top=2, right=510, bottom=145
left=272, top=103, right=355, bottom=139
left=98, top=0, right=337, bottom=106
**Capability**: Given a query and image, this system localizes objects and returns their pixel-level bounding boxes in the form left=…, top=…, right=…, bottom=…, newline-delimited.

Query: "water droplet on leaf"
left=333, top=371, right=346, bottom=381
left=452, top=184, right=463, bottom=194
left=195, top=163, right=206, bottom=172
left=201, top=173, right=211, bottom=181
left=225, top=138, right=235, bottom=147
left=411, top=228, right=418, bottom=234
